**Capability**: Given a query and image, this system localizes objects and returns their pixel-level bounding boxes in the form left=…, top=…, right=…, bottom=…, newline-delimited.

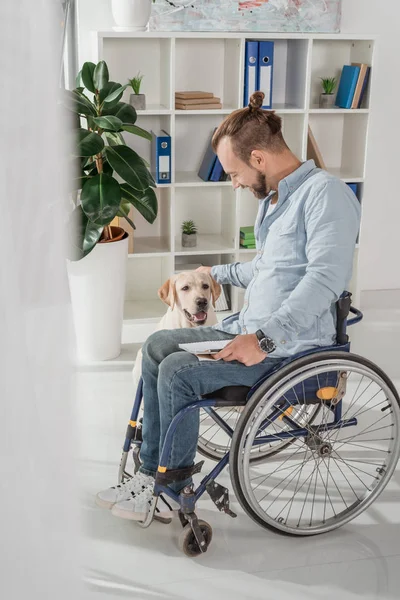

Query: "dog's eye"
left=202, top=284, right=210, bottom=290
left=181, top=286, right=190, bottom=291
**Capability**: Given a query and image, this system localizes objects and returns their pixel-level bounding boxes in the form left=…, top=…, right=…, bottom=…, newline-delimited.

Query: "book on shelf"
left=240, top=226, right=255, bottom=238
left=175, top=91, right=214, bottom=100
left=243, top=40, right=274, bottom=109
left=307, top=125, right=326, bottom=170
left=351, top=63, right=371, bottom=108
left=198, top=128, right=218, bottom=181
left=151, top=130, right=171, bottom=184
left=198, top=129, right=228, bottom=182
left=335, top=65, right=360, bottom=109
left=175, top=91, right=221, bottom=110
left=175, top=102, right=222, bottom=110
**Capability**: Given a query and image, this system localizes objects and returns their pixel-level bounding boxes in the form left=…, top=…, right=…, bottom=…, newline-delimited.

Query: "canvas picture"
left=150, top=0, right=341, bottom=33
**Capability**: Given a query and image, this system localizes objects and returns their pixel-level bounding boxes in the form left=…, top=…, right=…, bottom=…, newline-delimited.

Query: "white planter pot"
left=111, top=0, right=152, bottom=31
left=67, top=234, right=128, bottom=362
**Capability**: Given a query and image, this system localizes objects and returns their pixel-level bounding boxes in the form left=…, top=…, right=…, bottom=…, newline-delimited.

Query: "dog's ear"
left=158, top=277, right=176, bottom=309
left=209, top=276, right=222, bottom=307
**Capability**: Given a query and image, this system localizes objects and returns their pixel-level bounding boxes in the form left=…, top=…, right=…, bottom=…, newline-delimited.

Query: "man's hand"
left=215, top=334, right=267, bottom=366
left=196, top=266, right=212, bottom=275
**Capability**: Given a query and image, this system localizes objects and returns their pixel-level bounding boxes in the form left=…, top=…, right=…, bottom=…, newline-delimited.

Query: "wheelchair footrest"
left=155, top=461, right=204, bottom=485
left=206, top=480, right=237, bottom=518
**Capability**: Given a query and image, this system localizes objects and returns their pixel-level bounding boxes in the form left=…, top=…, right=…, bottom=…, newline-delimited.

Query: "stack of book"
left=197, top=128, right=229, bottom=182
left=240, top=226, right=256, bottom=249
left=175, top=91, right=222, bottom=110
left=335, top=63, right=371, bottom=109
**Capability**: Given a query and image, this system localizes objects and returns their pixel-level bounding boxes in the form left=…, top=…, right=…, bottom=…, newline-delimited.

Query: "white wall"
left=76, top=0, right=400, bottom=294
left=341, top=0, right=400, bottom=293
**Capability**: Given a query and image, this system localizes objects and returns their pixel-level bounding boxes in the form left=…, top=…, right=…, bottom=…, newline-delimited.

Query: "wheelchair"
left=118, top=292, right=400, bottom=557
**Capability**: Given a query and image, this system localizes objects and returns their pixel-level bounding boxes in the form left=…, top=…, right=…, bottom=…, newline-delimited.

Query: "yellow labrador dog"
left=132, top=271, right=221, bottom=384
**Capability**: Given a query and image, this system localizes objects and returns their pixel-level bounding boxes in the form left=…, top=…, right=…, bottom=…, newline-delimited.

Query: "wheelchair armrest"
left=347, top=306, right=363, bottom=326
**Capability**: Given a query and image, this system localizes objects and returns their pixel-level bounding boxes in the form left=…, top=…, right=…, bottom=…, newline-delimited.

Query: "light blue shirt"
left=211, top=160, right=361, bottom=358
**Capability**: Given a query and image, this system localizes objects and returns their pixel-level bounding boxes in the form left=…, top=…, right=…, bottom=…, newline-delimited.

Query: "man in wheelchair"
left=96, top=90, right=361, bottom=522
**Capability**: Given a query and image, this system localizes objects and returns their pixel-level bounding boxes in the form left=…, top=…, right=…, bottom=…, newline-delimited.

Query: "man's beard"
left=251, top=171, right=269, bottom=199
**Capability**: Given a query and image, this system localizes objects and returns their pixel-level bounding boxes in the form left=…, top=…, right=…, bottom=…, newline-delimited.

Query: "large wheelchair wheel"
left=230, top=352, right=400, bottom=536
left=198, top=402, right=321, bottom=464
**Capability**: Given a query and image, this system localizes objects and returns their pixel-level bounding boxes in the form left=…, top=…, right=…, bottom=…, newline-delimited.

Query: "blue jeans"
left=139, top=327, right=282, bottom=487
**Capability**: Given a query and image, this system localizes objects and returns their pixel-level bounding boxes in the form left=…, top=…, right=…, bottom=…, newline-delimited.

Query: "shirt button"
left=281, top=340, right=286, bottom=344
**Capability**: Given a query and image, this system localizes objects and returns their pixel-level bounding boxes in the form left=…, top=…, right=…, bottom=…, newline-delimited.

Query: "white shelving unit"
left=93, top=31, right=375, bottom=323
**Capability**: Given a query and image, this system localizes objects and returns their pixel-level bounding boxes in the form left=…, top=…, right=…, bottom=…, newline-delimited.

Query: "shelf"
left=124, top=300, right=166, bottom=322
left=308, top=113, right=368, bottom=181
left=328, top=169, right=364, bottom=183
left=136, top=105, right=172, bottom=115
left=175, top=234, right=235, bottom=256
left=273, top=104, right=305, bottom=113
left=175, top=38, right=241, bottom=110
left=102, top=37, right=172, bottom=108
left=175, top=172, right=231, bottom=187
left=270, top=39, right=309, bottom=110
left=129, top=236, right=170, bottom=256
left=309, top=107, right=369, bottom=114
left=174, top=106, right=237, bottom=115
left=310, top=39, right=374, bottom=109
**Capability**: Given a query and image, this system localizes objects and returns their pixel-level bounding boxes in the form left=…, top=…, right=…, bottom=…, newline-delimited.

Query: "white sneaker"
left=111, top=484, right=179, bottom=521
left=95, top=472, right=155, bottom=510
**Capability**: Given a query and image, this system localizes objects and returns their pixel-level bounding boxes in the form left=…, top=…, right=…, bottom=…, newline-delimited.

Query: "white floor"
left=77, top=308, right=400, bottom=600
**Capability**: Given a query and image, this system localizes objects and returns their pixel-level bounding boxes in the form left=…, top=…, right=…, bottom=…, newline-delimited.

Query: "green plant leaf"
left=82, top=62, right=96, bottom=93
left=81, top=173, right=121, bottom=226
left=104, top=131, right=126, bottom=147
left=105, top=145, right=155, bottom=191
left=121, top=124, right=152, bottom=141
left=67, top=205, right=104, bottom=260
left=99, top=81, right=123, bottom=109
left=92, top=115, right=123, bottom=132
left=76, top=128, right=105, bottom=157
left=103, top=84, right=128, bottom=105
left=87, top=160, right=113, bottom=177
left=117, top=200, right=136, bottom=230
left=75, top=70, right=82, bottom=88
left=93, top=60, right=109, bottom=92
left=120, top=183, right=158, bottom=224
left=102, top=101, right=137, bottom=124
left=64, top=89, right=97, bottom=116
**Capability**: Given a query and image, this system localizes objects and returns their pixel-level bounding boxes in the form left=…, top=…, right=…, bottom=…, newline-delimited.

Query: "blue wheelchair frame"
left=123, top=301, right=363, bottom=519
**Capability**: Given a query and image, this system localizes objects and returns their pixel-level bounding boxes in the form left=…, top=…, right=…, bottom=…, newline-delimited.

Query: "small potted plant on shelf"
left=128, top=72, right=146, bottom=110
left=65, top=59, right=158, bottom=362
left=182, top=220, right=198, bottom=248
left=319, top=76, right=337, bottom=108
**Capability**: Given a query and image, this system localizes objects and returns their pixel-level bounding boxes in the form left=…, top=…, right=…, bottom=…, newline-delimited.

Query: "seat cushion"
left=202, top=385, right=251, bottom=406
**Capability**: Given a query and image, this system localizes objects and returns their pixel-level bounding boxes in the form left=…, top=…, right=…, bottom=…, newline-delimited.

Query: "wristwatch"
left=255, top=329, right=276, bottom=354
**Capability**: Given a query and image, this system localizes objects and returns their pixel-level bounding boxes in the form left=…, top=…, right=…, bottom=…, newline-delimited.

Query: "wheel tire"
left=229, top=351, right=400, bottom=536
left=178, top=520, right=213, bottom=557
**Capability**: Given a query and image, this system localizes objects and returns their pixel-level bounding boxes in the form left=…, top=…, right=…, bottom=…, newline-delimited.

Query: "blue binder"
left=209, top=157, right=224, bottom=182
left=258, top=41, right=274, bottom=109
left=244, top=40, right=259, bottom=107
left=151, top=130, right=171, bottom=184
left=335, top=65, right=360, bottom=109
left=198, top=128, right=217, bottom=181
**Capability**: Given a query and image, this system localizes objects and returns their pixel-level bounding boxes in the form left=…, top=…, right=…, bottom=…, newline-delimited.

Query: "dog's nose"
left=196, top=297, right=208, bottom=308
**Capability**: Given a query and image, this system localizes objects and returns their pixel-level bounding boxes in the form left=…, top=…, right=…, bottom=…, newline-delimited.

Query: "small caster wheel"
left=132, top=446, right=141, bottom=474
left=178, top=520, right=213, bottom=557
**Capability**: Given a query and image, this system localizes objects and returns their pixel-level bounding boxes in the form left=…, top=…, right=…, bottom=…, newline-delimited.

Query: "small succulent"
left=128, top=72, right=144, bottom=95
left=320, top=77, right=337, bottom=95
left=182, top=220, right=197, bottom=235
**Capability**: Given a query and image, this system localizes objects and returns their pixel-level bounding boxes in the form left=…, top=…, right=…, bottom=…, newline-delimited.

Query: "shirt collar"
left=278, top=159, right=316, bottom=200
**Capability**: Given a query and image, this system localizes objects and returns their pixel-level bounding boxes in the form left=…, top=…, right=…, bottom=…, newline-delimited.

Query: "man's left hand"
left=215, top=334, right=267, bottom=366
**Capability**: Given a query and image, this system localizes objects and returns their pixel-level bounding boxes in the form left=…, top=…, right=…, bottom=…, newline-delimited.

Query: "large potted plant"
left=66, top=60, right=157, bottom=361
